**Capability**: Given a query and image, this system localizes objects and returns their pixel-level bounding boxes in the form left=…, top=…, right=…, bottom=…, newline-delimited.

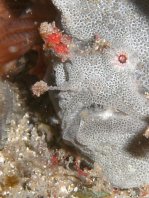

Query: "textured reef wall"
left=0, top=81, right=24, bottom=150
left=42, top=0, right=149, bottom=188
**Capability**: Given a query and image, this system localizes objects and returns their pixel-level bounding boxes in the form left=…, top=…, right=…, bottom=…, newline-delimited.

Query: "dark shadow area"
left=132, top=0, right=149, bottom=17
left=4, top=0, right=32, bottom=17
left=125, top=122, right=149, bottom=158
left=4, top=0, right=58, bottom=20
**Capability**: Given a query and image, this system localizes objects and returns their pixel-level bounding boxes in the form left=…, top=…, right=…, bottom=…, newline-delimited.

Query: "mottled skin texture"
left=49, top=0, right=149, bottom=188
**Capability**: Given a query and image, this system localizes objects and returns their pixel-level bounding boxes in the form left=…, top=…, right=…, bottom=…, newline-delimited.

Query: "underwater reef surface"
left=2, top=0, right=149, bottom=196
left=1, top=96, right=149, bottom=197
left=0, top=100, right=111, bottom=197
left=0, top=80, right=24, bottom=150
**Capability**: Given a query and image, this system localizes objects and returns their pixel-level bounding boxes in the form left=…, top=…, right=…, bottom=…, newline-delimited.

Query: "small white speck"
left=26, top=8, right=32, bottom=14
left=10, top=163, right=15, bottom=168
left=9, top=46, right=18, bottom=53
left=74, top=187, right=78, bottom=192
left=128, top=164, right=136, bottom=173
left=0, top=153, right=5, bottom=163
left=60, top=186, right=68, bottom=194
left=0, top=171, right=3, bottom=176
left=34, top=21, right=38, bottom=25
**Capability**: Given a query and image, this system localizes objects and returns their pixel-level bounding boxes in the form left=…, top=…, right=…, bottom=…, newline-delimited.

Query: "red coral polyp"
left=40, top=22, right=72, bottom=61
left=46, top=33, right=62, bottom=45
left=54, top=43, right=69, bottom=55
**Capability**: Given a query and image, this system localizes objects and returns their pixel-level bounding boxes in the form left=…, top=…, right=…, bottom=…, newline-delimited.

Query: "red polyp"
left=118, top=54, right=127, bottom=64
left=40, top=22, right=72, bottom=61
left=47, top=33, right=62, bottom=45
left=54, top=43, right=69, bottom=54
left=51, top=154, right=59, bottom=166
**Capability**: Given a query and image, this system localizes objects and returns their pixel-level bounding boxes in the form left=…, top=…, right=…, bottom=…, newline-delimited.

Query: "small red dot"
left=118, top=54, right=127, bottom=64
